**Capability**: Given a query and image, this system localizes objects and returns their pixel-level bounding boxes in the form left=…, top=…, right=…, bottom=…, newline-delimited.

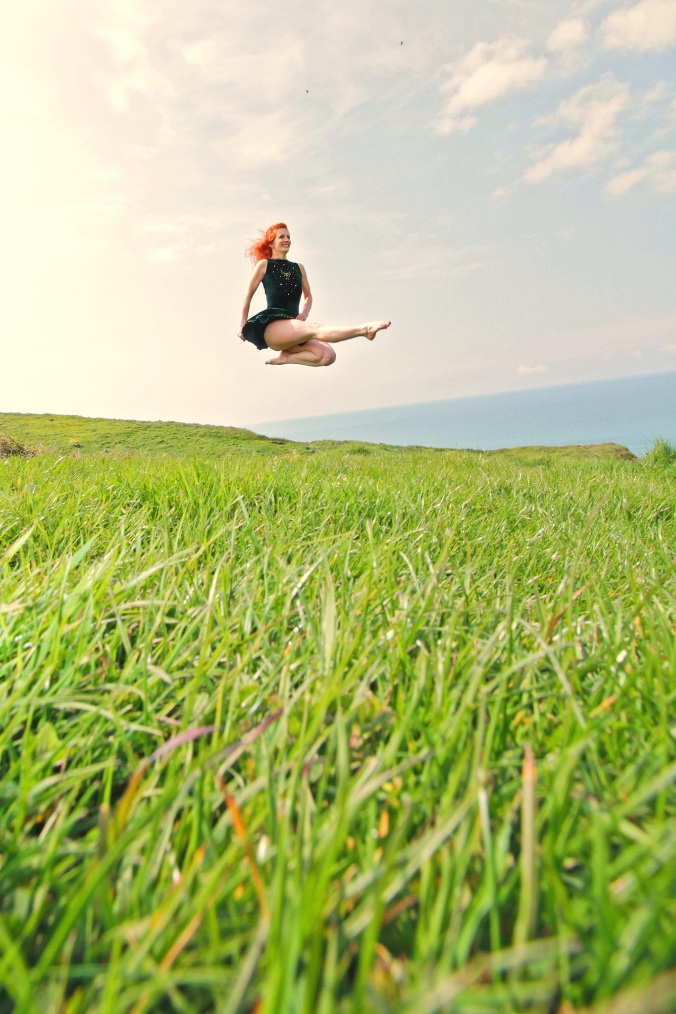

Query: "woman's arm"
left=238, top=261, right=267, bottom=338
left=296, top=263, right=312, bottom=321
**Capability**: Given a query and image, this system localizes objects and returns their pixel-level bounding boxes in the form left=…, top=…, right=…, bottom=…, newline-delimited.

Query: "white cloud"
left=606, top=148, right=676, bottom=192
left=179, top=39, right=217, bottom=68
left=517, top=364, right=549, bottom=374
left=434, top=38, right=547, bottom=135
left=601, top=0, right=676, bottom=52
left=546, top=314, right=676, bottom=362
left=643, top=81, right=671, bottom=103
left=173, top=31, right=305, bottom=97
left=137, top=212, right=224, bottom=262
left=547, top=18, right=588, bottom=52
left=93, top=23, right=147, bottom=63
left=376, top=244, right=491, bottom=281
left=209, top=108, right=309, bottom=171
left=91, top=14, right=175, bottom=114
left=525, top=77, right=629, bottom=182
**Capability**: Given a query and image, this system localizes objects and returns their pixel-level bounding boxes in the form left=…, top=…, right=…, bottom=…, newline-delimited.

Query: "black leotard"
left=242, top=259, right=302, bottom=350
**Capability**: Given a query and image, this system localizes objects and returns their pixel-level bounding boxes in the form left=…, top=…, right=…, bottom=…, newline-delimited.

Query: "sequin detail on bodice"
left=262, top=259, right=302, bottom=315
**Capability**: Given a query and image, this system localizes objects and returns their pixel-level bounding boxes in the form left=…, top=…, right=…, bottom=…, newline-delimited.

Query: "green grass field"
left=1, top=414, right=675, bottom=1013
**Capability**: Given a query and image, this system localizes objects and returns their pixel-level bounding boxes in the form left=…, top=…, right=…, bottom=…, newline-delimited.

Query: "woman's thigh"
left=264, top=318, right=314, bottom=350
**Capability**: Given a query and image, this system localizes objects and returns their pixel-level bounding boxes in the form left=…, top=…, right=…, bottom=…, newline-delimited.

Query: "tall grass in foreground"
left=0, top=448, right=675, bottom=1013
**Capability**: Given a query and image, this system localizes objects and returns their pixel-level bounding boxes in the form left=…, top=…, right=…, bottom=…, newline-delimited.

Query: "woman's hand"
left=238, top=327, right=246, bottom=341
left=296, top=312, right=308, bottom=321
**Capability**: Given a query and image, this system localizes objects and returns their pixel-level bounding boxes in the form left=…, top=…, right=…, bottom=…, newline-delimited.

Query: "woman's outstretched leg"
left=314, top=320, right=391, bottom=343
left=266, top=339, right=336, bottom=368
left=265, top=318, right=390, bottom=351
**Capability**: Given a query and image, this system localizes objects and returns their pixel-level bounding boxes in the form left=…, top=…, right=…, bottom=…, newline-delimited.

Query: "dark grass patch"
left=0, top=433, right=34, bottom=458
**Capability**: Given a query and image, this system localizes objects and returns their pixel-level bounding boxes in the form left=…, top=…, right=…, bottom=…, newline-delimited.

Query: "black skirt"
left=243, top=309, right=298, bottom=351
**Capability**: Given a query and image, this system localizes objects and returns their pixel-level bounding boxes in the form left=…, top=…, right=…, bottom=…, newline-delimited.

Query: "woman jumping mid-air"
left=238, top=222, right=391, bottom=367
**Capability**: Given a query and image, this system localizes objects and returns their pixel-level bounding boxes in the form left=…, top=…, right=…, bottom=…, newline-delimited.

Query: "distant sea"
left=254, top=371, right=676, bottom=457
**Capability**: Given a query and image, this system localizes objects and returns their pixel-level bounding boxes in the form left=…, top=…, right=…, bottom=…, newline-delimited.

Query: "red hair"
left=247, top=222, right=288, bottom=262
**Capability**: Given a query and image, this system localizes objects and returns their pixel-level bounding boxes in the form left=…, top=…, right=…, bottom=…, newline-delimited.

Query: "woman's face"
left=271, top=228, right=291, bottom=256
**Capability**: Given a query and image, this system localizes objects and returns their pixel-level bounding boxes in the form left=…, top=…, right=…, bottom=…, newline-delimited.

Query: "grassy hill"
left=1, top=414, right=673, bottom=1012
left=0, top=410, right=637, bottom=460
left=0, top=411, right=289, bottom=457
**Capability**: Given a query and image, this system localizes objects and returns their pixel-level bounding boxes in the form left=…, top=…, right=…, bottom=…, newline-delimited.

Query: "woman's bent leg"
left=266, top=339, right=336, bottom=367
left=264, top=319, right=318, bottom=349
left=264, top=318, right=390, bottom=350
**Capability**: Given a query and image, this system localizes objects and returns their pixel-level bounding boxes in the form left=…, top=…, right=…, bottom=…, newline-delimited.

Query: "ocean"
left=253, top=371, right=676, bottom=457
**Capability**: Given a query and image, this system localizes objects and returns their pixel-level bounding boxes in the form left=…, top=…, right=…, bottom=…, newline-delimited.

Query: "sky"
left=1, top=0, right=675, bottom=429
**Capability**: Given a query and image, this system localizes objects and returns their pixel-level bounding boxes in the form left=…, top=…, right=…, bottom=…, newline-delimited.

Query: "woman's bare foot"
left=364, top=320, right=391, bottom=341
left=265, top=350, right=292, bottom=365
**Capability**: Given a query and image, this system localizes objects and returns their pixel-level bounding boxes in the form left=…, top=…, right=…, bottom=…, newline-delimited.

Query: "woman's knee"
left=320, top=345, right=336, bottom=366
